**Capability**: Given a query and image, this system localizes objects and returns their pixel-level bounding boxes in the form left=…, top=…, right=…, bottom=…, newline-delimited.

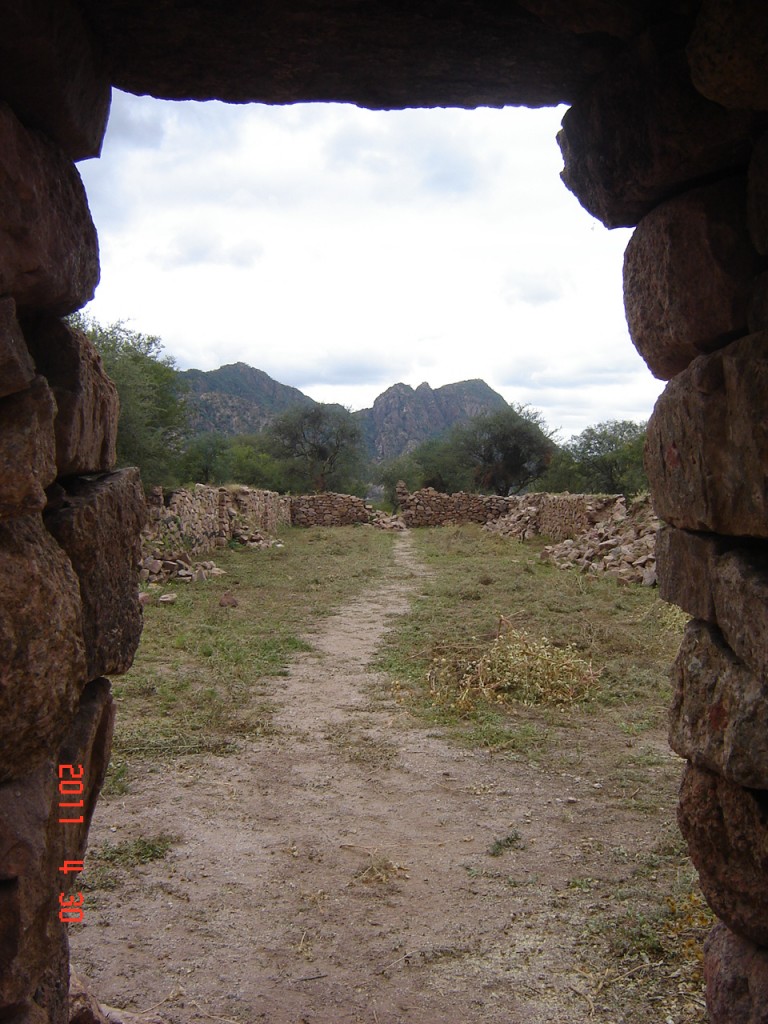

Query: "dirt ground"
left=71, top=532, right=692, bottom=1024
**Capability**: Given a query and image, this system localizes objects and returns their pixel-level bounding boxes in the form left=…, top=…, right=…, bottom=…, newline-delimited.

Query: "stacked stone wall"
left=290, top=492, right=373, bottom=527
left=557, top=10, right=768, bottom=1013
left=0, top=9, right=136, bottom=1019
left=3, top=2, right=768, bottom=1020
left=142, top=484, right=291, bottom=556
left=396, top=484, right=619, bottom=541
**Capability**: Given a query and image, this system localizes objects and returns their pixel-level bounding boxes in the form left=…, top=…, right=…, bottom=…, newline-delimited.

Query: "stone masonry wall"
left=0, top=7, right=139, bottom=1020
left=396, top=483, right=619, bottom=541
left=142, top=484, right=291, bottom=556
left=4, top=2, right=768, bottom=1021
left=559, top=9, right=768, bottom=1015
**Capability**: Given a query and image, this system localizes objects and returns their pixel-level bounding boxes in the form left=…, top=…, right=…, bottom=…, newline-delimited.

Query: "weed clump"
left=427, top=617, right=597, bottom=715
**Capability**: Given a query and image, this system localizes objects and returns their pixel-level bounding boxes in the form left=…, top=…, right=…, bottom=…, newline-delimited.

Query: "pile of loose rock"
left=139, top=552, right=229, bottom=585
left=538, top=495, right=660, bottom=585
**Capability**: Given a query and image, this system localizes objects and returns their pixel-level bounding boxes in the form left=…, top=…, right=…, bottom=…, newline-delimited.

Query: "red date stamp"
left=57, top=763, right=85, bottom=923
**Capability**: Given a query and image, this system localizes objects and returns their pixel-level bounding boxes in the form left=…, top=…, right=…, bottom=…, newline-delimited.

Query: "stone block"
left=748, top=133, right=768, bottom=255
left=0, top=102, right=99, bottom=316
left=0, top=298, right=35, bottom=400
left=624, top=178, right=759, bottom=379
left=704, top=923, right=768, bottom=1024
left=45, top=470, right=146, bottom=679
left=678, top=764, right=768, bottom=946
left=24, top=318, right=118, bottom=475
left=0, top=376, right=57, bottom=518
left=0, top=514, right=86, bottom=783
left=659, top=528, right=768, bottom=680
left=688, top=0, right=768, bottom=111
left=0, top=679, right=113, bottom=1023
left=670, top=620, right=768, bottom=788
left=558, top=38, right=759, bottom=227
left=656, top=525, right=720, bottom=621
left=646, top=332, right=768, bottom=535
left=0, top=0, right=110, bottom=160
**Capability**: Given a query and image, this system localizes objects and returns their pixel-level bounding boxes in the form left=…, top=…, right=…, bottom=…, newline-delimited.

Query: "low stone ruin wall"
left=396, top=484, right=621, bottom=542
left=142, top=484, right=292, bottom=556
left=290, top=492, right=373, bottom=527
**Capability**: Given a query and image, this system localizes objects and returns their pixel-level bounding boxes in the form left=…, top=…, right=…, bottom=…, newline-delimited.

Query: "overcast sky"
left=77, top=90, right=664, bottom=441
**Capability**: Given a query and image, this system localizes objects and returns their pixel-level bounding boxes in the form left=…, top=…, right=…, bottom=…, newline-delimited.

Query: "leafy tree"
left=225, top=435, right=288, bottom=491
left=561, top=419, right=647, bottom=496
left=179, top=432, right=232, bottom=484
left=70, top=313, right=188, bottom=488
left=455, top=406, right=556, bottom=495
left=265, top=405, right=365, bottom=493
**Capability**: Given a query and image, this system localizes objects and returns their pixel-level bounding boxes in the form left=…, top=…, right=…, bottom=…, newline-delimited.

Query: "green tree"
left=71, top=314, right=188, bottom=488
left=265, top=405, right=364, bottom=493
left=562, top=419, right=647, bottom=496
left=179, top=432, right=232, bottom=484
left=455, top=406, right=556, bottom=495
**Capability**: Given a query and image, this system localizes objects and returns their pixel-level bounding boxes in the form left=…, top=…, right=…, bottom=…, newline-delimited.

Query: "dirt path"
left=72, top=533, right=679, bottom=1024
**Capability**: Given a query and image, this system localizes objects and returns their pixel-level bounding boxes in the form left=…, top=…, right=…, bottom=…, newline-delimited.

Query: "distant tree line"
left=73, top=315, right=648, bottom=499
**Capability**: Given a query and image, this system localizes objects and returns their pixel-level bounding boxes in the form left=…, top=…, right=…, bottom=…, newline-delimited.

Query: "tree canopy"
left=456, top=406, right=556, bottom=496
left=537, top=419, right=648, bottom=497
left=264, top=404, right=365, bottom=493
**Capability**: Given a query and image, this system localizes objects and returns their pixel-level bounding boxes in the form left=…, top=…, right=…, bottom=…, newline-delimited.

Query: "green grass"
left=114, top=526, right=395, bottom=758
left=376, top=525, right=685, bottom=748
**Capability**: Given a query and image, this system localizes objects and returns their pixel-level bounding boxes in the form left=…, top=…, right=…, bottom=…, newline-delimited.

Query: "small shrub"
left=427, top=617, right=597, bottom=715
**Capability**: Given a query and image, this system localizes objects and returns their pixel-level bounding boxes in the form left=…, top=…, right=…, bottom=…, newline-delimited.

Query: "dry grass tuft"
left=427, top=615, right=597, bottom=715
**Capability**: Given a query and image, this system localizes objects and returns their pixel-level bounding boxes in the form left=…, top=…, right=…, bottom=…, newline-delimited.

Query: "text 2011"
left=57, top=763, right=85, bottom=924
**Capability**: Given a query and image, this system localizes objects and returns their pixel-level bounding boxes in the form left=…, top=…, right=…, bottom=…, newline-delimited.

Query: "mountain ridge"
left=181, top=362, right=510, bottom=462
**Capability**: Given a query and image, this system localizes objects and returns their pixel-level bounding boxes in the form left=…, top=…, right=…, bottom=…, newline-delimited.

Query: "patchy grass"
left=112, top=526, right=395, bottom=760
left=487, top=831, right=525, bottom=856
left=376, top=525, right=685, bottom=748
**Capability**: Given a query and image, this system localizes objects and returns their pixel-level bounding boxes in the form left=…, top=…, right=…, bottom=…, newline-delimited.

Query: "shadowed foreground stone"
left=24, top=319, right=118, bottom=477
left=657, top=527, right=768, bottom=680
left=678, top=764, right=768, bottom=946
left=670, top=620, right=768, bottom=788
left=0, top=298, right=36, bottom=400
left=0, top=680, right=114, bottom=1024
left=704, top=923, right=768, bottom=1024
left=646, top=332, right=768, bottom=535
left=0, top=0, right=110, bottom=161
left=558, top=39, right=758, bottom=227
left=45, top=470, right=146, bottom=680
left=0, top=377, right=57, bottom=518
left=0, top=515, right=86, bottom=783
left=0, top=102, right=99, bottom=316
left=624, top=178, right=758, bottom=379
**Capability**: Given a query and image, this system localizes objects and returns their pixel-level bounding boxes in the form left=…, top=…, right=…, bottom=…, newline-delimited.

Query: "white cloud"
left=77, top=91, right=663, bottom=440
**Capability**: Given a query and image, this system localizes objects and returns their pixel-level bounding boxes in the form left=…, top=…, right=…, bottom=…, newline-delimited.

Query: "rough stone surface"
left=0, top=514, right=86, bottom=783
left=748, top=133, right=768, bottom=255
left=688, top=0, right=768, bottom=111
left=678, top=764, right=768, bottom=947
left=646, top=332, right=768, bottom=535
left=624, top=178, right=759, bottom=379
left=657, top=527, right=768, bottom=679
left=656, top=525, right=722, bottom=622
left=559, top=38, right=760, bottom=227
left=670, top=620, right=768, bottom=788
left=0, top=376, right=57, bottom=518
left=0, top=679, right=114, bottom=1024
left=75, top=0, right=614, bottom=108
left=0, top=297, right=36, bottom=400
left=0, top=102, right=99, bottom=315
left=0, top=0, right=110, bottom=160
left=45, top=471, right=146, bottom=680
left=24, top=318, right=118, bottom=476
left=704, top=923, right=768, bottom=1024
